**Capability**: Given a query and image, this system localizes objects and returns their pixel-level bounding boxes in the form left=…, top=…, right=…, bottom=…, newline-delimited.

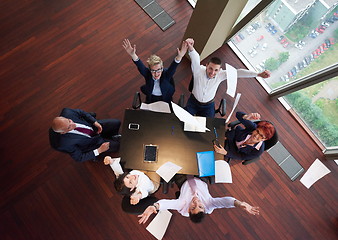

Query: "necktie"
left=75, top=127, right=96, bottom=137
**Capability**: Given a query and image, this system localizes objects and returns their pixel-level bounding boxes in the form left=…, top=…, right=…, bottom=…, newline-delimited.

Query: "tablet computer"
left=143, top=145, right=158, bottom=163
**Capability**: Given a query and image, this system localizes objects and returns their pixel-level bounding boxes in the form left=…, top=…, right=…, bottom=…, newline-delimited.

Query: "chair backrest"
left=49, top=128, right=60, bottom=150
left=188, top=76, right=194, bottom=92
left=263, top=128, right=278, bottom=151
left=132, top=92, right=142, bottom=109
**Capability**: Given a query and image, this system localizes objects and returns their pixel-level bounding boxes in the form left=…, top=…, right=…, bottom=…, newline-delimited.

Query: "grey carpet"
left=135, top=0, right=175, bottom=31
left=267, top=141, right=304, bottom=181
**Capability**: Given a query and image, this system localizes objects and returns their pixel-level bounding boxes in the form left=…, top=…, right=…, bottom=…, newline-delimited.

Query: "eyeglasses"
left=150, top=68, right=163, bottom=73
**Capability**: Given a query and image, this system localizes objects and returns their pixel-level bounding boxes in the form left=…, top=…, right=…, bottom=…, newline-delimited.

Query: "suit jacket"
left=225, top=111, right=265, bottom=161
left=133, top=58, right=179, bottom=103
left=53, top=108, right=106, bottom=162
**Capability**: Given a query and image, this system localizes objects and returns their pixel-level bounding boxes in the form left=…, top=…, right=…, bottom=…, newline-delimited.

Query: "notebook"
left=196, top=151, right=215, bottom=177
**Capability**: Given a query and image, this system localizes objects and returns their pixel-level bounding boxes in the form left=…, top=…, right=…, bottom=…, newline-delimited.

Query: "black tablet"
left=143, top=145, right=158, bottom=162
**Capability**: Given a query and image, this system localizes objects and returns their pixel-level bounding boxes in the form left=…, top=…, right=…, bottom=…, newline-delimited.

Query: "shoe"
left=226, top=158, right=232, bottom=164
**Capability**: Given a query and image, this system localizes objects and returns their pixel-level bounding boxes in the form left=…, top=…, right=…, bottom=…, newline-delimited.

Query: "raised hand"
left=257, top=70, right=270, bottom=78
left=176, top=41, right=188, bottom=61
left=213, top=144, right=227, bottom=155
left=122, top=39, right=138, bottom=60
left=138, top=205, right=157, bottom=224
left=245, top=113, right=261, bottom=121
left=240, top=202, right=260, bottom=216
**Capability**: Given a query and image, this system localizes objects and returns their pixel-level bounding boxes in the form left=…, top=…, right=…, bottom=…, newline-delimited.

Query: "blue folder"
left=196, top=151, right=215, bottom=177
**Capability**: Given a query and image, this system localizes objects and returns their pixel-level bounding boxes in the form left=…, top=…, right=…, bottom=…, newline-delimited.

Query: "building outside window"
left=228, top=0, right=338, bottom=149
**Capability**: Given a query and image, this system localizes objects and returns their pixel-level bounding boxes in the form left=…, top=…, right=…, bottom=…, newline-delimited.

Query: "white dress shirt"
left=188, top=49, right=258, bottom=103
left=157, top=177, right=236, bottom=217
left=151, top=58, right=181, bottom=96
left=129, top=170, right=155, bottom=199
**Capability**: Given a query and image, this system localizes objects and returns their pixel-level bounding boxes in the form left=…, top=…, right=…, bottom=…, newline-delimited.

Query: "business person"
left=214, top=111, right=275, bottom=162
left=51, top=108, right=120, bottom=162
left=138, top=176, right=259, bottom=224
left=122, top=38, right=188, bottom=103
left=185, top=38, right=271, bottom=117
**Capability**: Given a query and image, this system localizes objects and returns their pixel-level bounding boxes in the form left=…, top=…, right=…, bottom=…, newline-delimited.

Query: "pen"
left=213, top=127, right=218, bottom=139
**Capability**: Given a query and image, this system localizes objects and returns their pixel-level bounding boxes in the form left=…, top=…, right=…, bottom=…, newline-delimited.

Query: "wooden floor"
left=0, top=1, right=337, bottom=239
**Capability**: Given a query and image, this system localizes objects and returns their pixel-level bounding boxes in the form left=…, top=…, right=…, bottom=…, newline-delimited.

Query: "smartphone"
left=212, top=139, right=221, bottom=148
left=144, top=145, right=158, bottom=162
left=128, top=123, right=139, bottom=130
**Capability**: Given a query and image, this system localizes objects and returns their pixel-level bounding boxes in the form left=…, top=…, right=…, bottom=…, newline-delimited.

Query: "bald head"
left=52, top=117, right=76, bottom=134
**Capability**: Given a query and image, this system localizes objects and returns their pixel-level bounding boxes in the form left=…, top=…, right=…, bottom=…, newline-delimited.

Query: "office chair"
left=131, top=91, right=185, bottom=110
left=121, top=195, right=158, bottom=215
left=225, top=120, right=278, bottom=165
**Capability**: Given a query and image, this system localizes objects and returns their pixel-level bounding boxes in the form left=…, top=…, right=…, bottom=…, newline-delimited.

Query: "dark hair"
left=256, top=121, right=275, bottom=140
left=208, top=57, right=222, bottom=65
left=189, top=211, right=205, bottom=223
left=114, top=172, right=136, bottom=196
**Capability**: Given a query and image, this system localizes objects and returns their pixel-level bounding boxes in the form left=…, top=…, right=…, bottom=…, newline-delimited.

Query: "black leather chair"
left=131, top=91, right=185, bottom=110
left=121, top=196, right=158, bottom=215
left=225, top=120, right=278, bottom=165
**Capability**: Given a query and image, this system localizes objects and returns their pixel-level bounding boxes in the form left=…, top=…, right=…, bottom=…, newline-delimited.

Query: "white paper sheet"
left=215, top=160, right=232, bottom=183
left=226, top=63, right=238, bottom=98
left=334, top=160, right=338, bottom=165
left=156, top=161, right=182, bottom=183
left=226, top=93, right=241, bottom=123
left=300, top=159, right=331, bottom=189
left=146, top=210, right=172, bottom=240
left=140, top=101, right=171, bottom=113
left=171, top=102, right=210, bottom=131
left=184, top=116, right=206, bottom=132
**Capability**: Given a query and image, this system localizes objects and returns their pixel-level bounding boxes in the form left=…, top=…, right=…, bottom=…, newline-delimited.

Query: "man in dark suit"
left=122, top=38, right=188, bottom=103
left=50, top=108, right=121, bottom=162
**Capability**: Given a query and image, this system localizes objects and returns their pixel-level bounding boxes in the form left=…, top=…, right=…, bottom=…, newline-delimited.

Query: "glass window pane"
left=229, top=1, right=338, bottom=91
left=283, top=78, right=338, bottom=148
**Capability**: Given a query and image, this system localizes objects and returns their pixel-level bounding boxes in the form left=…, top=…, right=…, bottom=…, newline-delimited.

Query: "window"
left=228, top=0, right=338, bottom=149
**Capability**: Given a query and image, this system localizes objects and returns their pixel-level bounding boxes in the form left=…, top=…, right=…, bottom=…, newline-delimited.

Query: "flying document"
left=226, top=93, right=241, bottom=123
left=300, top=159, right=331, bottom=189
left=171, top=102, right=209, bottom=131
left=146, top=210, right=172, bottom=240
left=226, top=63, right=238, bottom=98
left=140, top=101, right=171, bottom=113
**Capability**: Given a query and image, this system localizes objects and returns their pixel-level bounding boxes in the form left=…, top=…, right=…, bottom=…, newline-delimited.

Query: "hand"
left=138, top=205, right=157, bottom=224
left=122, top=39, right=138, bottom=60
left=94, top=121, right=102, bottom=134
left=98, top=142, right=110, bottom=154
left=239, top=202, right=260, bottom=216
left=244, top=113, right=261, bottom=121
left=185, top=38, right=194, bottom=51
left=103, top=156, right=112, bottom=165
left=214, top=144, right=227, bottom=155
left=176, top=41, right=188, bottom=61
left=257, top=70, right=270, bottom=78
left=130, top=194, right=141, bottom=205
